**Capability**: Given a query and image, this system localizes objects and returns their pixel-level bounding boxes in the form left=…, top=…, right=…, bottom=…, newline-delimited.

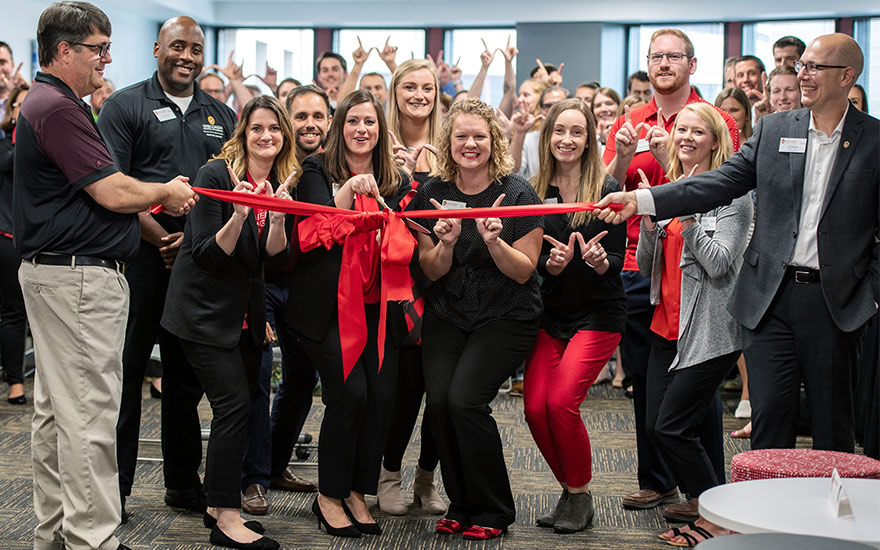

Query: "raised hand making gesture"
left=543, top=232, right=579, bottom=275
left=577, top=230, right=610, bottom=274
left=428, top=198, right=462, bottom=246
left=476, top=194, right=506, bottom=244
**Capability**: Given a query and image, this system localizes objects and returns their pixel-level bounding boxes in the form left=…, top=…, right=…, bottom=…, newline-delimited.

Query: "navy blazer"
left=650, top=104, right=879, bottom=332
left=162, top=159, right=287, bottom=348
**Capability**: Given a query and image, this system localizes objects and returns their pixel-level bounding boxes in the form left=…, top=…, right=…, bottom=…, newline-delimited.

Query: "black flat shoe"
left=150, top=384, right=162, bottom=399
left=312, top=497, right=361, bottom=538
left=341, top=499, right=382, bottom=535
left=209, top=526, right=279, bottom=549
left=203, top=512, right=265, bottom=534
left=7, top=395, right=26, bottom=405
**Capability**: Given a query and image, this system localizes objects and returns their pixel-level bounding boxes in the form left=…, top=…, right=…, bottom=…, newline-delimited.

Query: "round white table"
left=699, top=478, right=880, bottom=548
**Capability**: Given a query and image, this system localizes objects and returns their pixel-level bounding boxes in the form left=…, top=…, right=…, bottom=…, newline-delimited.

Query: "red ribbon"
left=186, top=187, right=623, bottom=379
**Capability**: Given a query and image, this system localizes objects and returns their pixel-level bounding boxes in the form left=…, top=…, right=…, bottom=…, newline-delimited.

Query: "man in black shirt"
left=97, top=16, right=237, bottom=521
left=15, top=4, right=195, bottom=550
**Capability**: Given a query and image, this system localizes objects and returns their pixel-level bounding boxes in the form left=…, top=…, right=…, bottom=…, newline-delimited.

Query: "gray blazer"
left=650, top=105, right=879, bottom=332
left=637, top=196, right=753, bottom=370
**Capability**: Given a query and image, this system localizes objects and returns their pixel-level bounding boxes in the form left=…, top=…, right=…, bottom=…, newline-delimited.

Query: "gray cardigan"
left=636, top=195, right=754, bottom=370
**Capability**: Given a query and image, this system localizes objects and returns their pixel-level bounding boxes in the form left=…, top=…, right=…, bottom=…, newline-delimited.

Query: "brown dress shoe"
left=663, top=497, right=699, bottom=522
left=270, top=466, right=318, bottom=492
left=242, top=484, right=269, bottom=515
left=622, top=488, right=680, bottom=510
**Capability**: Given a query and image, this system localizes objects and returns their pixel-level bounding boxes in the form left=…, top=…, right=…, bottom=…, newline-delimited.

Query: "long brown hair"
left=1, top=84, right=28, bottom=133
left=714, top=87, right=752, bottom=140
left=323, top=89, right=402, bottom=197
left=434, top=98, right=513, bottom=184
left=386, top=59, right=441, bottom=172
left=532, top=98, right=606, bottom=227
left=214, top=95, right=300, bottom=186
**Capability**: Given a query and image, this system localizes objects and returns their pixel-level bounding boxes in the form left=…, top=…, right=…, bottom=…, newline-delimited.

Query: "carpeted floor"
left=0, top=373, right=819, bottom=549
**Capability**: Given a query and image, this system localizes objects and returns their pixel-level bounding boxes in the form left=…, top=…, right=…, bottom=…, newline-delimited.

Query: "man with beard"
left=603, top=28, right=740, bottom=524
left=97, top=16, right=237, bottom=521
left=237, top=84, right=331, bottom=515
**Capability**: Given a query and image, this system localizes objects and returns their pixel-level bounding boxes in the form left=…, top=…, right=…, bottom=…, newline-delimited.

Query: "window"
left=742, top=20, right=836, bottom=73
left=217, top=29, right=314, bottom=93
left=854, top=18, right=878, bottom=118
left=445, top=29, right=517, bottom=106
left=628, top=24, right=725, bottom=104
left=335, top=29, right=426, bottom=87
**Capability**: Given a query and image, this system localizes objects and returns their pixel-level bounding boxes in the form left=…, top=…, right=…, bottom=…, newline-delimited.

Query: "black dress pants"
left=744, top=277, right=863, bottom=452
left=620, top=271, right=676, bottom=493
left=652, top=350, right=739, bottom=499
left=298, top=304, right=399, bottom=498
left=422, top=311, right=539, bottom=529
left=181, top=330, right=261, bottom=508
left=382, top=342, right=440, bottom=472
left=0, top=235, right=25, bottom=386
left=645, top=335, right=725, bottom=496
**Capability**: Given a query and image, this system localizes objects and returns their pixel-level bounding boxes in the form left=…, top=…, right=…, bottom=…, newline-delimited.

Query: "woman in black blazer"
left=162, top=95, right=298, bottom=550
left=286, top=90, right=410, bottom=538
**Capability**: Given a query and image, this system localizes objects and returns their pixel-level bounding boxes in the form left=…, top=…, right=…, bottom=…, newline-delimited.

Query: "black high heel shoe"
left=208, top=525, right=279, bottom=549
left=311, top=497, right=361, bottom=538
left=149, top=383, right=162, bottom=399
left=203, top=512, right=265, bottom=534
left=341, top=499, right=382, bottom=535
left=7, top=394, right=27, bottom=405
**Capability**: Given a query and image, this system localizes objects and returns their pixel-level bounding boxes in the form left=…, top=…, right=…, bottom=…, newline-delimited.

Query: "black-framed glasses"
left=794, top=61, right=847, bottom=76
left=647, top=52, right=688, bottom=64
left=71, top=42, right=111, bottom=58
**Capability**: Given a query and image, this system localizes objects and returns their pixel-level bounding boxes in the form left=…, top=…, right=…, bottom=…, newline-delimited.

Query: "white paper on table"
left=828, top=468, right=854, bottom=517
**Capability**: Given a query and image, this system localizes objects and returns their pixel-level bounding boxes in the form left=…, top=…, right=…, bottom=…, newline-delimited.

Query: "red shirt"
left=602, top=87, right=740, bottom=271
left=650, top=218, right=685, bottom=341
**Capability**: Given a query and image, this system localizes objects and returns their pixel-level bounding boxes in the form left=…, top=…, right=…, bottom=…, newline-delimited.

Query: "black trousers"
left=117, top=246, right=174, bottom=497
left=646, top=335, right=725, bottom=497
left=620, top=271, right=676, bottom=493
left=181, top=331, right=261, bottom=508
left=422, top=311, right=539, bottom=529
left=744, top=277, right=863, bottom=452
left=652, top=349, right=739, bottom=499
left=0, top=236, right=25, bottom=386
left=298, top=304, right=398, bottom=498
left=383, top=343, right=440, bottom=472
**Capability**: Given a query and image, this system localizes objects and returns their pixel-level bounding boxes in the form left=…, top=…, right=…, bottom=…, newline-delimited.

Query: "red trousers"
left=524, top=329, right=621, bottom=487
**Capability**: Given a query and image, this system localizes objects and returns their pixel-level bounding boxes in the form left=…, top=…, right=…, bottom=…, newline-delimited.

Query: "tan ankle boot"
left=377, top=466, right=408, bottom=515
left=413, top=466, right=447, bottom=515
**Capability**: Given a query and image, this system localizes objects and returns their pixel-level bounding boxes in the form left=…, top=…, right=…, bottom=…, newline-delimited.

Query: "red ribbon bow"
left=298, top=196, right=416, bottom=381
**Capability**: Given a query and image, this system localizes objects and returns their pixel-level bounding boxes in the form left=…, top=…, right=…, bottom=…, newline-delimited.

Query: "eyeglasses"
left=71, top=42, right=111, bottom=58
left=647, top=52, right=688, bottom=64
left=794, top=61, right=847, bottom=76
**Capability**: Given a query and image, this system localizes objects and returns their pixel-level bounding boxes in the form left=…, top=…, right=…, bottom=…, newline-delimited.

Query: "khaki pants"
left=19, top=261, right=128, bottom=550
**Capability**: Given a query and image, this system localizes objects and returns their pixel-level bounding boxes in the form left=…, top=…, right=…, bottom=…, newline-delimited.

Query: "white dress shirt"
left=636, top=110, right=848, bottom=271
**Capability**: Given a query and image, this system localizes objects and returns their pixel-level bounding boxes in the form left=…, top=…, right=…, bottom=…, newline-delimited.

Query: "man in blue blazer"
left=596, top=33, right=878, bottom=453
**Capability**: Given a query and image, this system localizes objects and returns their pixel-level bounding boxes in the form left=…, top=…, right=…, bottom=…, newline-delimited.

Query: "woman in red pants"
left=523, top=98, right=626, bottom=533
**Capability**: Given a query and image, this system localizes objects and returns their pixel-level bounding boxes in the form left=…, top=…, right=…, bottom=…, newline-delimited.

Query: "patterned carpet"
left=0, top=373, right=818, bottom=549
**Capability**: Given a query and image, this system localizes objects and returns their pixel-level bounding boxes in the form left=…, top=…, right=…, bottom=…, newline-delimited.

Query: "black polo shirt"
left=98, top=71, right=237, bottom=234
left=13, top=72, right=138, bottom=261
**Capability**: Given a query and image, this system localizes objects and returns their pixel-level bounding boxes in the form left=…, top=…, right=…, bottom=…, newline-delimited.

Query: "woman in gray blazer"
left=635, top=103, right=753, bottom=547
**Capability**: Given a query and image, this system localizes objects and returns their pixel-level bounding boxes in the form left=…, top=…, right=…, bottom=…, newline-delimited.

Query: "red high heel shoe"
left=435, top=519, right=466, bottom=534
left=462, top=525, right=507, bottom=540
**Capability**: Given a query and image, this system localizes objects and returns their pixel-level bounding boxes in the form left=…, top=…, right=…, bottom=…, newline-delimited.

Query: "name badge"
left=441, top=200, right=467, bottom=209
left=544, top=197, right=558, bottom=205
left=701, top=216, right=716, bottom=232
left=779, top=137, right=807, bottom=153
left=153, top=107, right=176, bottom=122
left=635, top=138, right=650, bottom=154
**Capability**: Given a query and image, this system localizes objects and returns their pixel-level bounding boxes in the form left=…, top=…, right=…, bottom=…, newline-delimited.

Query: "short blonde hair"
left=435, top=98, right=513, bottom=183
left=649, top=28, right=694, bottom=58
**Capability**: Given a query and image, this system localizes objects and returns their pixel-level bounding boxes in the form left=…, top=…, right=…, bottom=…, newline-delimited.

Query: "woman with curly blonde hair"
left=409, top=98, right=543, bottom=540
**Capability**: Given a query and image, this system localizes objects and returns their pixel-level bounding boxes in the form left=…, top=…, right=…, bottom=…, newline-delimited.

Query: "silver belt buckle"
left=794, top=269, right=811, bottom=283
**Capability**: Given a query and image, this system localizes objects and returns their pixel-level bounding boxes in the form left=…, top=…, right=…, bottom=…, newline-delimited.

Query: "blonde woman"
left=523, top=99, right=626, bottom=533
left=635, top=103, right=753, bottom=546
left=411, top=98, right=543, bottom=540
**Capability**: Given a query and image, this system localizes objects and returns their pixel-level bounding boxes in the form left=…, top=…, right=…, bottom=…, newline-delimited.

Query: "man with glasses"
left=596, top=33, right=877, bottom=455
left=14, top=3, right=196, bottom=549
left=603, top=28, right=739, bottom=522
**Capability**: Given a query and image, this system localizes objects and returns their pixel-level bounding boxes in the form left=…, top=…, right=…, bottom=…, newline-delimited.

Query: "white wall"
left=8, top=1, right=166, bottom=92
